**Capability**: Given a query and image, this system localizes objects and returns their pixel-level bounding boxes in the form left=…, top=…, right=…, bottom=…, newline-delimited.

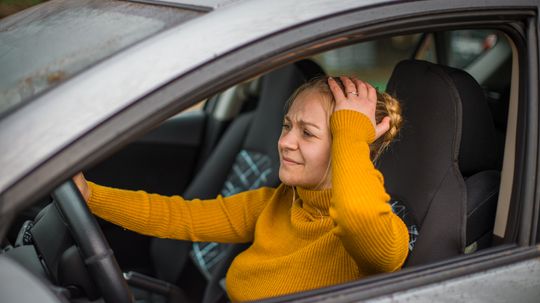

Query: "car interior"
left=3, top=27, right=514, bottom=303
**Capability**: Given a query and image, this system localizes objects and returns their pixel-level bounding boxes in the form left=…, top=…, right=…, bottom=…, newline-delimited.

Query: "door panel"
left=368, top=257, right=540, bottom=303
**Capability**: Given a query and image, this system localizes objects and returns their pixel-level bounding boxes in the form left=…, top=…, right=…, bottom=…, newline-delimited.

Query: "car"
left=1, top=0, right=539, bottom=302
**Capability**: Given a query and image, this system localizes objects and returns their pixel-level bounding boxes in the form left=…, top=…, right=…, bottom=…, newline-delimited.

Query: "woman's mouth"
left=282, top=156, right=301, bottom=165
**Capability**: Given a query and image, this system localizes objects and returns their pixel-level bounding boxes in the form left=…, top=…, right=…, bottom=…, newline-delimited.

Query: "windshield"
left=0, top=0, right=200, bottom=116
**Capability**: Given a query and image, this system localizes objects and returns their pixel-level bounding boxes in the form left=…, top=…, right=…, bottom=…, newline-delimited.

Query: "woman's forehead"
left=286, top=92, right=330, bottom=126
left=290, top=89, right=327, bottom=110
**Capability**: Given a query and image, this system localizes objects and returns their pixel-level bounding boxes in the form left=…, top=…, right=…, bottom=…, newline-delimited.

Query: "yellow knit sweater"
left=86, top=110, right=409, bottom=302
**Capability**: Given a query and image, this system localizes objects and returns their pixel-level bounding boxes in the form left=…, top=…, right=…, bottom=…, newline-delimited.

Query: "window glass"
left=415, top=34, right=437, bottom=63
left=415, top=30, right=499, bottom=69
left=311, top=34, right=421, bottom=90
left=448, top=30, right=498, bottom=68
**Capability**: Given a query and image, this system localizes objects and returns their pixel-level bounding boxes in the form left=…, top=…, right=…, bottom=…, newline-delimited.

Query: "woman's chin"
left=279, top=178, right=310, bottom=189
left=279, top=174, right=300, bottom=187
left=279, top=175, right=331, bottom=190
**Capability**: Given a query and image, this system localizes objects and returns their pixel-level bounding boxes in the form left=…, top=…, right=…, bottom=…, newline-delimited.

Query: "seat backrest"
left=380, top=59, right=499, bottom=266
left=150, top=60, right=325, bottom=295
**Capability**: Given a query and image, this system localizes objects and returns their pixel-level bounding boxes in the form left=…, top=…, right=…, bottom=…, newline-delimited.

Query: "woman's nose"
left=278, top=131, right=298, bottom=150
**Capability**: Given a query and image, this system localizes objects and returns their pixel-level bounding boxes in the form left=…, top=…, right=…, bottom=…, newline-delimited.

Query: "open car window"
left=312, top=34, right=422, bottom=90
left=9, top=27, right=516, bottom=302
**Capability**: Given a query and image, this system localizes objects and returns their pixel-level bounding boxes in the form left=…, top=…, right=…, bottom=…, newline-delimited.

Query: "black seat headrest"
left=381, top=59, right=465, bottom=225
left=387, top=60, right=498, bottom=177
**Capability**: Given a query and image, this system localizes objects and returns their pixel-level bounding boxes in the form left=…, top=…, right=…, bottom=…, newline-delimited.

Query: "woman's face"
left=278, top=89, right=332, bottom=189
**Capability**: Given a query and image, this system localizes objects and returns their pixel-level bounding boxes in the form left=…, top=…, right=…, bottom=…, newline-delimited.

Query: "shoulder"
left=220, top=184, right=292, bottom=216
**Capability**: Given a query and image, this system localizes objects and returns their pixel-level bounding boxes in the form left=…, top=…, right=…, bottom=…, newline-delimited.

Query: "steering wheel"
left=52, top=180, right=133, bottom=303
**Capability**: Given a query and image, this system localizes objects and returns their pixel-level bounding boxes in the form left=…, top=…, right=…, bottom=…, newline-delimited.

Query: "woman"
left=74, top=76, right=409, bottom=302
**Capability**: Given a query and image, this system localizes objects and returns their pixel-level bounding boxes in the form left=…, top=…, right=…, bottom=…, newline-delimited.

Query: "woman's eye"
left=303, top=130, right=313, bottom=137
left=282, top=123, right=291, bottom=131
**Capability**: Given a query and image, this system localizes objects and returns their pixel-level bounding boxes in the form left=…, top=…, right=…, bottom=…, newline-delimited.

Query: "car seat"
left=136, top=60, right=325, bottom=303
left=379, top=59, right=501, bottom=266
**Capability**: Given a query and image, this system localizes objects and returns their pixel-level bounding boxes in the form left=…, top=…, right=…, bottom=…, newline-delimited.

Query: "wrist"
left=331, top=110, right=375, bottom=143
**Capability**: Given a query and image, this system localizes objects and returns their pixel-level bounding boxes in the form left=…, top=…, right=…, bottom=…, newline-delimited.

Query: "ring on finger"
left=347, top=91, right=359, bottom=96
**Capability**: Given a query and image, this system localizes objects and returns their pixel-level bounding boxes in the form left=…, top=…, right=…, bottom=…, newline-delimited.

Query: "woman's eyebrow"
left=283, top=116, right=321, bottom=130
left=299, top=120, right=321, bottom=130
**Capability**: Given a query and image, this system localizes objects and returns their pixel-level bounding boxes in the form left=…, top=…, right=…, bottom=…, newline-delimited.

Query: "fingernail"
left=328, top=77, right=333, bottom=81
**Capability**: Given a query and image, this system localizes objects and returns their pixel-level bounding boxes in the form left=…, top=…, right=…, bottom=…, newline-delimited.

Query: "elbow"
left=337, top=215, right=410, bottom=275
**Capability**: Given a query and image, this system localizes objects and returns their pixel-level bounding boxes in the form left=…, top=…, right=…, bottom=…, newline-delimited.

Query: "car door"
left=93, top=4, right=540, bottom=300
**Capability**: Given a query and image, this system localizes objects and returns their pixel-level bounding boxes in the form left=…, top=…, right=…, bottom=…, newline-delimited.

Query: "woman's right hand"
left=73, top=172, right=91, bottom=202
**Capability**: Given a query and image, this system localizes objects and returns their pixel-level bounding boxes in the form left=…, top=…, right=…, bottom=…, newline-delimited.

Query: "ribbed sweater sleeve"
left=86, top=182, right=272, bottom=243
left=329, top=110, right=409, bottom=275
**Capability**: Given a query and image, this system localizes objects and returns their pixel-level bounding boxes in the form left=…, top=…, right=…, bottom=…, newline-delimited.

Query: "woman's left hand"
left=329, top=76, right=390, bottom=140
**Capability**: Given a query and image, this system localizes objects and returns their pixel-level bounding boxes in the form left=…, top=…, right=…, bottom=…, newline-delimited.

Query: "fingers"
left=72, top=172, right=85, bottom=185
left=351, top=77, right=376, bottom=102
left=366, top=80, right=377, bottom=103
left=331, top=76, right=379, bottom=130
left=73, top=172, right=90, bottom=201
left=340, top=76, right=360, bottom=99
left=329, top=76, right=371, bottom=102
left=328, top=77, right=347, bottom=102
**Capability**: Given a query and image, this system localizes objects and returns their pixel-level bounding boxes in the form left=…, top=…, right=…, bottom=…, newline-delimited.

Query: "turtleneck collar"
left=295, top=186, right=332, bottom=216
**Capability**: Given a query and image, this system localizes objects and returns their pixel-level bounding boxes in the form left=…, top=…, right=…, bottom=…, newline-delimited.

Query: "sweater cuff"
left=330, top=110, right=375, bottom=143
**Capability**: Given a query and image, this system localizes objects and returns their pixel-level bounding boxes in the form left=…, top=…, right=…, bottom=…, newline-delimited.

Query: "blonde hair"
left=284, top=76, right=403, bottom=161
